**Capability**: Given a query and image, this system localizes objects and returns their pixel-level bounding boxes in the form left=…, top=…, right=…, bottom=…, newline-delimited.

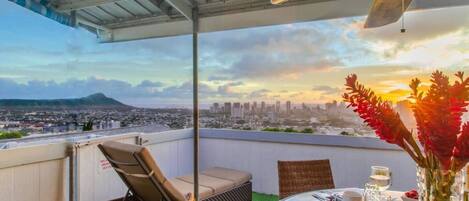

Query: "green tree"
left=0, top=131, right=26, bottom=140
left=283, top=127, right=298, bottom=133
left=301, top=128, right=314, bottom=133
left=262, top=127, right=281, bottom=132
left=83, top=121, right=93, bottom=131
left=340, top=131, right=355, bottom=136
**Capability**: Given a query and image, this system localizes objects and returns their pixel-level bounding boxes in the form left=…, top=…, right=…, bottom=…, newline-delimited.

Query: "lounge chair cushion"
left=177, top=174, right=236, bottom=194
left=169, top=178, right=214, bottom=200
left=202, top=167, right=252, bottom=186
left=170, top=167, right=251, bottom=199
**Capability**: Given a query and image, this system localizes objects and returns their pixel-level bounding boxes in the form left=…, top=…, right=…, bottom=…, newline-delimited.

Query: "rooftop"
left=10, top=0, right=469, bottom=41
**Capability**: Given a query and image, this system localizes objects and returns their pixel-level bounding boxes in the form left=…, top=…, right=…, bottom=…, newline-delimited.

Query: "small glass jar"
left=364, top=183, right=392, bottom=201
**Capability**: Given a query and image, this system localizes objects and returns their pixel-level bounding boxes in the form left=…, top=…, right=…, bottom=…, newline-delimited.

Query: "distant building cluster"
left=210, top=101, right=297, bottom=119
left=0, top=99, right=419, bottom=139
left=203, top=100, right=376, bottom=136
left=204, top=99, right=420, bottom=136
left=0, top=108, right=192, bottom=137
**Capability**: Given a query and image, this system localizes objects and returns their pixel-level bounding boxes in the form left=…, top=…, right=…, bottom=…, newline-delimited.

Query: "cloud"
left=0, top=77, right=164, bottom=100
left=207, top=75, right=231, bottom=81
left=217, top=81, right=244, bottom=95
left=312, top=85, right=341, bottom=95
left=2, top=1, right=468, bottom=107
left=247, top=89, right=271, bottom=99
left=0, top=77, right=251, bottom=107
left=203, top=26, right=344, bottom=80
left=289, top=92, right=304, bottom=98
left=227, top=54, right=337, bottom=79
left=137, top=80, right=164, bottom=88
left=117, top=35, right=192, bottom=60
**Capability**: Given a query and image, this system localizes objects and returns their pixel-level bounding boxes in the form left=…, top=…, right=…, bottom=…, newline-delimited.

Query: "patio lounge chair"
left=277, top=159, right=335, bottom=199
left=98, top=141, right=252, bottom=201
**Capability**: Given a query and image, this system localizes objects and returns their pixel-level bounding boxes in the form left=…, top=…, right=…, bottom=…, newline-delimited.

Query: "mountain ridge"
left=0, top=93, right=133, bottom=110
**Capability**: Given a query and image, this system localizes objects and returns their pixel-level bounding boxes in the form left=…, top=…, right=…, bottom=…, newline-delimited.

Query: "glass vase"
left=417, top=166, right=466, bottom=201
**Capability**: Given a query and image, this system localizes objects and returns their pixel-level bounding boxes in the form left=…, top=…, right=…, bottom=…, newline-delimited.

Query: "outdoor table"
left=280, top=188, right=405, bottom=201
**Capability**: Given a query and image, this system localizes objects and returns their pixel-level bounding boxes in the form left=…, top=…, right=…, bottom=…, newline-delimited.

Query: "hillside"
left=0, top=93, right=133, bottom=110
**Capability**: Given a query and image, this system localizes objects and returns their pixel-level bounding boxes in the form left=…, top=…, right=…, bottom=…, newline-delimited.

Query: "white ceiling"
left=45, top=0, right=469, bottom=42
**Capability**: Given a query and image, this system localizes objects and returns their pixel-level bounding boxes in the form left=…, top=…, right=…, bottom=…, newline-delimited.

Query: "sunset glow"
left=0, top=2, right=468, bottom=108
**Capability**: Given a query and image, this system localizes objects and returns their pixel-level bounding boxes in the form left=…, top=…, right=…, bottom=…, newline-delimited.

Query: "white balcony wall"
left=0, top=143, right=69, bottom=201
left=141, top=129, right=194, bottom=179
left=200, top=129, right=416, bottom=195
left=76, top=133, right=139, bottom=201
left=1, top=128, right=419, bottom=200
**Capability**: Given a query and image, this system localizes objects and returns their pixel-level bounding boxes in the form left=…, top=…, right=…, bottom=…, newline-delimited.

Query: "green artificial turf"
left=253, top=192, right=279, bottom=201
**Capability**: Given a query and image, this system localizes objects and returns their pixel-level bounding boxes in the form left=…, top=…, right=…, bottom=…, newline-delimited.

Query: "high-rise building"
left=224, top=102, right=232, bottom=116
left=252, top=102, right=258, bottom=113
left=275, top=101, right=280, bottom=113
left=325, top=100, right=338, bottom=111
left=286, top=101, right=292, bottom=115
left=210, top=103, right=220, bottom=113
left=267, top=111, right=277, bottom=121
left=232, top=102, right=242, bottom=118
left=261, top=101, right=266, bottom=113
left=325, top=100, right=339, bottom=116
left=243, top=102, right=250, bottom=115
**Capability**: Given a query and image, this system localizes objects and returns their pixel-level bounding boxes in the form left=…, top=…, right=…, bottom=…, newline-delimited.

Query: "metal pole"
left=192, top=7, right=200, bottom=201
left=69, top=144, right=79, bottom=201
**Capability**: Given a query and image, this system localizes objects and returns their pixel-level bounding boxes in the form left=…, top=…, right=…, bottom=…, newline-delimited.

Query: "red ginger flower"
left=449, top=72, right=469, bottom=100
left=454, top=122, right=469, bottom=170
left=343, top=71, right=469, bottom=170
left=343, top=74, right=409, bottom=147
left=410, top=71, right=469, bottom=169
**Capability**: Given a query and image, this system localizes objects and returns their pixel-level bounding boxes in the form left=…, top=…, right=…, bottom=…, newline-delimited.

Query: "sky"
left=0, top=2, right=468, bottom=108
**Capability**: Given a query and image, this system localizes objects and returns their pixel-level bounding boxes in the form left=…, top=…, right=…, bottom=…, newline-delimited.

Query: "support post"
left=192, top=6, right=200, bottom=201
left=69, top=144, right=79, bottom=201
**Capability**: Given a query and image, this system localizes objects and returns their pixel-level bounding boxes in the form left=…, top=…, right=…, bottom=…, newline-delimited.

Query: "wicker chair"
left=277, top=159, right=335, bottom=199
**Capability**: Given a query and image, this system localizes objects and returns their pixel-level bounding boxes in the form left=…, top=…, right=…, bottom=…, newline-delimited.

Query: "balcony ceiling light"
left=364, top=0, right=412, bottom=28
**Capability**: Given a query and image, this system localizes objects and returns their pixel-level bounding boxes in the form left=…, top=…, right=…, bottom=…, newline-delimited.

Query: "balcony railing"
left=0, top=128, right=416, bottom=201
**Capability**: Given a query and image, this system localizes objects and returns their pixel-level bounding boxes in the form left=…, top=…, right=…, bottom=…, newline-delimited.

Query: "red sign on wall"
left=100, top=159, right=112, bottom=171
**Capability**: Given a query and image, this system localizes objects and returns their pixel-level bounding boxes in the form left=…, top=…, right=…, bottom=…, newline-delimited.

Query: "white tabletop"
left=280, top=188, right=405, bottom=201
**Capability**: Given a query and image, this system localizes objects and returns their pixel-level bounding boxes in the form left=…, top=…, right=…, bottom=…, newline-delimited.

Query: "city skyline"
left=0, top=2, right=468, bottom=108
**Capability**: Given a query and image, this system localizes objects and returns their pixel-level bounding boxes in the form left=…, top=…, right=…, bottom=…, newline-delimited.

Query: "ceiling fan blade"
left=364, top=0, right=412, bottom=28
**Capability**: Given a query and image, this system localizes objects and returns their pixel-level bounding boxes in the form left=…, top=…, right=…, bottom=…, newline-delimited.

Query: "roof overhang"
left=10, top=0, right=469, bottom=43
left=108, top=0, right=367, bottom=42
